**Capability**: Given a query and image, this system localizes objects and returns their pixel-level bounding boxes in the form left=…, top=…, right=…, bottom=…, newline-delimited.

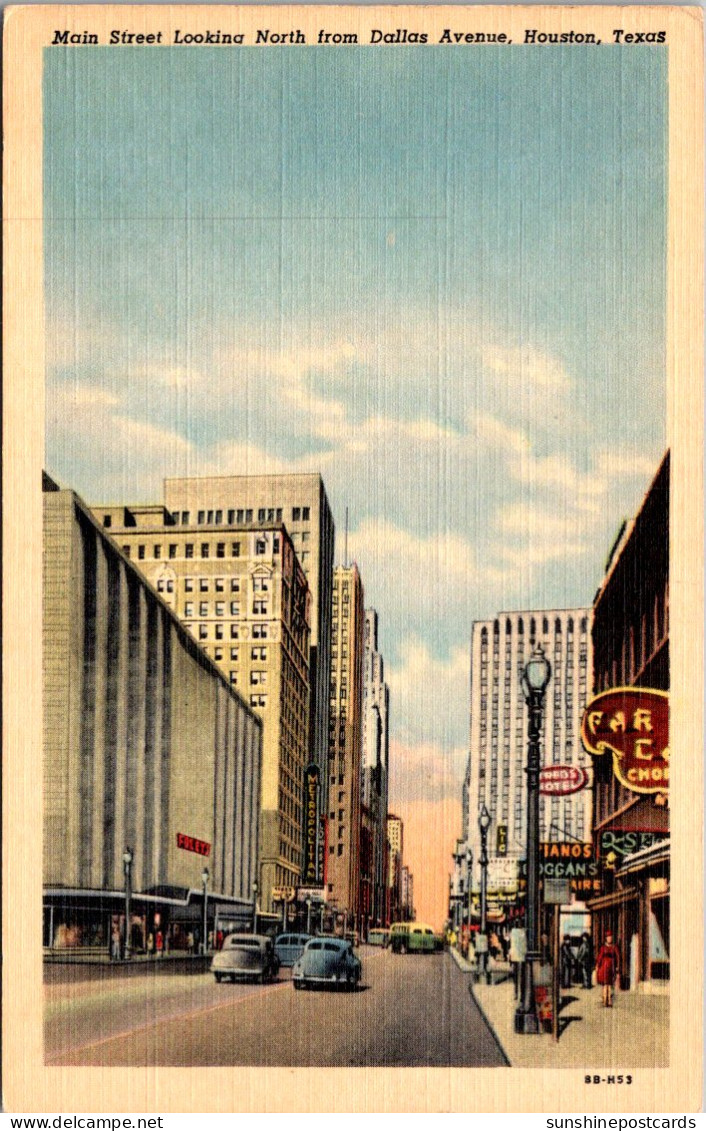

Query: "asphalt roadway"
left=45, top=947, right=508, bottom=1067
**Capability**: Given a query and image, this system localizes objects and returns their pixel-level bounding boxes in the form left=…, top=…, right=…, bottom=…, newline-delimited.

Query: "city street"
left=45, top=948, right=507, bottom=1067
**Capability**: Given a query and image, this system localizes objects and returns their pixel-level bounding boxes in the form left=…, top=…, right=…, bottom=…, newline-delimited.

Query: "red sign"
left=176, top=832, right=211, bottom=856
left=539, top=765, right=588, bottom=796
left=581, top=688, right=669, bottom=794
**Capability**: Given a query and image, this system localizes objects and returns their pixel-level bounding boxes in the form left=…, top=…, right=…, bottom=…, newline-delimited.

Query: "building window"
left=258, top=508, right=266, bottom=522
left=230, top=647, right=239, bottom=661
left=138, top=545, right=145, bottom=560
left=185, top=602, right=194, bottom=617
left=103, top=514, right=112, bottom=528
left=230, top=671, right=238, bottom=685
left=292, top=507, right=301, bottom=521
left=250, top=670, right=267, bottom=685
left=199, top=602, right=208, bottom=616
left=215, top=578, right=225, bottom=592
left=273, top=536, right=280, bottom=553
left=251, top=646, right=267, bottom=661
left=198, top=511, right=205, bottom=524
left=122, top=545, right=131, bottom=558
left=252, top=623, right=268, bottom=639
left=181, top=511, right=190, bottom=525
left=255, top=538, right=267, bottom=556
left=231, top=542, right=241, bottom=557
left=253, top=599, right=268, bottom=615
left=230, top=625, right=239, bottom=639
left=152, top=545, right=161, bottom=559
left=214, top=647, right=223, bottom=661
left=253, top=577, right=269, bottom=592
left=302, top=507, right=310, bottom=520
left=231, top=578, right=240, bottom=592
left=215, top=624, right=224, bottom=640
left=201, top=543, right=210, bottom=558
left=215, top=510, right=222, bottom=524
left=169, top=544, right=177, bottom=559
left=216, top=542, right=225, bottom=558
left=230, top=602, right=240, bottom=615
left=185, top=544, right=194, bottom=559
left=215, top=602, right=224, bottom=617
left=250, top=694, right=267, bottom=708
left=184, top=578, right=194, bottom=592
left=199, top=624, right=208, bottom=640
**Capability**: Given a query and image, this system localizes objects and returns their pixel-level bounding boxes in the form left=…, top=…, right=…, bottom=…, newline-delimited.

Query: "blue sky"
left=45, top=46, right=667, bottom=802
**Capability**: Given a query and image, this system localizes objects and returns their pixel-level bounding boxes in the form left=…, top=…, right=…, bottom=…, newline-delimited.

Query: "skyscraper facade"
left=362, top=608, right=390, bottom=926
left=163, top=474, right=335, bottom=873
left=326, top=564, right=365, bottom=922
left=464, top=609, right=593, bottom=869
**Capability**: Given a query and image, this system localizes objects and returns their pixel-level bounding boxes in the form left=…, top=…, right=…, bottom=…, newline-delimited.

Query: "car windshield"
left=227, top=939, right=261, bottom=950
left=323, top=943, right=340, bottom=952
left=308, top=942, right=323, bottom=951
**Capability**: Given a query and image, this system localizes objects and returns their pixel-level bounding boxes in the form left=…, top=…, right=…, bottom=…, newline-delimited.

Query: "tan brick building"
left=94, top=502, right=311, bottom=909
left=44, top=481, right=262, bottom=949
left=326, top=564, right=365, bottom=923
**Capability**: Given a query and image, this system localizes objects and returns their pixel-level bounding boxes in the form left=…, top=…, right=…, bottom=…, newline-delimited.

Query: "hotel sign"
left=302, top=764, right=320, bottom=884
left=539, top=765, right=588, bottom=795
left=581, top=688, right=669, bottom=794
left=176, top=832, right=211, bottom=857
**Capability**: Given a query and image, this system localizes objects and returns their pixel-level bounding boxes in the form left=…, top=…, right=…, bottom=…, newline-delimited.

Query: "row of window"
left=169, top=506, right=310, bottom=525
left=124, top=536, right=281, bottom=562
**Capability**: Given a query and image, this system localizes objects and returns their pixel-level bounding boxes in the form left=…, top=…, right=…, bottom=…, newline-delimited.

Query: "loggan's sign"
left=176, top=832, right=211, bottom=857
left=539, top=765, right=589, bottom=795
left=581, top=688, right=669, bottom=794
left=518, top=843, right=601, bottom=894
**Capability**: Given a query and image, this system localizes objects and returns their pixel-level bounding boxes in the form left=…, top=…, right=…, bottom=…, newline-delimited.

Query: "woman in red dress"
left=595, top=931, right=620, bottom=1006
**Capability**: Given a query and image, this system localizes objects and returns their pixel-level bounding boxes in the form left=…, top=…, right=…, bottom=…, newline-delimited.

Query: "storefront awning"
left=586, top=886, right=639, bottom=912
left=616, top=838, right=670, bottom=877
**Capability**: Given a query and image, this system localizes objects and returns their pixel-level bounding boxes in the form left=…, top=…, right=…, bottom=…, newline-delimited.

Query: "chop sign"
left=581, top=688, right=669, bottom=794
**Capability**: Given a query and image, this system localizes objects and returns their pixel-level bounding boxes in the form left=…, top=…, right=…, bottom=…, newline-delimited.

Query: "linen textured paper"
left=3, top=4, right=703, bottom=1114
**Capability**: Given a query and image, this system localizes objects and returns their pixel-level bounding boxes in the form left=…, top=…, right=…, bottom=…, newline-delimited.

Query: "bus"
left=389, top=921, right=439, bottom=954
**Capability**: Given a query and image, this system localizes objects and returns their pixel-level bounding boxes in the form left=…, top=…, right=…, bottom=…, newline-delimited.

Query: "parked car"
left=211, top=933, right=280, bottom=983
left=390, top=921, right=438, bottom=954
left=292, top=936, right=362, bottom=990
left=274, top=933, right=312, bottom=967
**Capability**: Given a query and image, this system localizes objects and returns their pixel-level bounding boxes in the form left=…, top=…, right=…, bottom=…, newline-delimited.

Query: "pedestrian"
left=509, top=926, right=526, bottom=999
left=577, top=931, right=593, bottom=989
left=111, top=925, right=121, bottom=962
left=146, top=931, right=154, bottom=958
left=155, top=929, right=163, bottom=959
left=595, top=931, right=621, bottom=1007
left=216, top=929, right=224, bottom=950
left=560, top=934, right=575, bottom=989
left=187, top=930, right=195, bottom=955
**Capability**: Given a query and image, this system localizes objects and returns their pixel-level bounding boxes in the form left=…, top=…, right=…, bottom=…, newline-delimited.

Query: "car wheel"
left=214, top=973, right=223, bottom=983
left=399, top=943, right=407, bottom=955
left=293, top=980, right=302, bottom=990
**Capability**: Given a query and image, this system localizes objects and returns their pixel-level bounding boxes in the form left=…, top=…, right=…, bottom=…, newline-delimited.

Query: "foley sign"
left=581, top=688, right=669, bottom=794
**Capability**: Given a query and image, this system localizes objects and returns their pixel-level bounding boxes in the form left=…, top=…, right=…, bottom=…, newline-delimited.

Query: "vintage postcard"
left=3, top=3, right=703, bottom=1115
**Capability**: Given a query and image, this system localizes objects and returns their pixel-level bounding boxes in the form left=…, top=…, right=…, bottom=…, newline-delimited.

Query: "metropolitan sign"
left=581, top=688, right=669, bottom=794
left=539, top=765, right=588, bottom=796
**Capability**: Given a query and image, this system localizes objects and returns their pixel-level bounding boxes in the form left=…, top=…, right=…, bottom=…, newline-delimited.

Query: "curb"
left=468, top=980, right=512, bottom=1067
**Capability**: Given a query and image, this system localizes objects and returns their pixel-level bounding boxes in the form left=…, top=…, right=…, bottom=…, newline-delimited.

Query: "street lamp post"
left=201, top=867, right=209, bottom=955
left=252, top=881, right=259, bottom=935
left=515, top=644, right=552, bottom=1035
left=122, top=846, right=133, bottom=961
left=478, top=807, right=491, bottom=984
left=306, top=897, right=312, bottom=936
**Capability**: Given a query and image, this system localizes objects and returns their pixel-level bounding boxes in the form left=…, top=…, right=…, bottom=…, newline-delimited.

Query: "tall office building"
left=93, top=503, right=311, bottom=908
left=387, top=813, right=403, bottom=922
left=464, top=609, right=593, bottom=869
left=162, top=475, right=335, bottom=878
left=361, top=608, right=390, bottom=926
left=326, top=564, right=365, bottom=922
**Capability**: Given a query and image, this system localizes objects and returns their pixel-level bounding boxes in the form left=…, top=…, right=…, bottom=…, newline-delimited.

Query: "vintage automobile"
left=292, top=936, right=362, bottom=990
left=211, top=933, right=280, bottom=983
left=274, top=933, right=312, bottom=967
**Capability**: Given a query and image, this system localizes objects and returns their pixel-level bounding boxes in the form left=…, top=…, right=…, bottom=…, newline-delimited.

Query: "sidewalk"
left=472, top=976, right=669, bottom=1068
